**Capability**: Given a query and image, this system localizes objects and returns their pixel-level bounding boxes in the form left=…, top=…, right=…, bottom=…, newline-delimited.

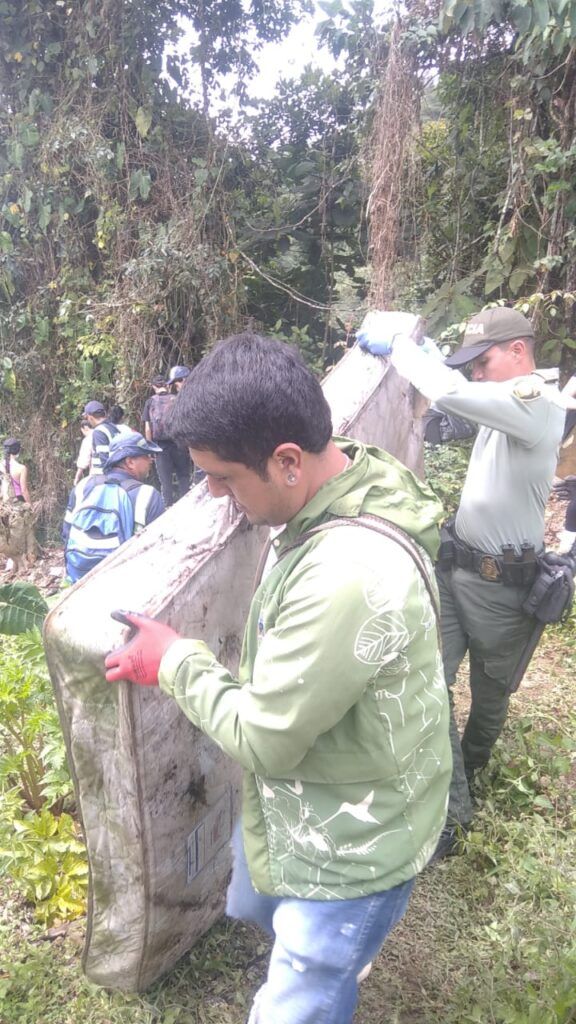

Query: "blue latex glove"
left=357, top=311, right=420, bottom=356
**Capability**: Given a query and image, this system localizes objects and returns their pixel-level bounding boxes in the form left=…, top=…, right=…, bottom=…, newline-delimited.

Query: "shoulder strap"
left=255, top=514, right=441, bottom=640
left=116, top=476, right=141, bottom=494
left=79, top=473, right=106, bottom=499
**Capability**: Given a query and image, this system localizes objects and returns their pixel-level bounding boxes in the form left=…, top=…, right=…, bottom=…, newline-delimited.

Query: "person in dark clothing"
left=142, top=374, right=190, bottom=507
left=109, top=404, right=134, bottom=437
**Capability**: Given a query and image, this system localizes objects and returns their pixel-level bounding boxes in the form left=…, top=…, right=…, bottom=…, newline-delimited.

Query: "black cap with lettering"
left=445, top=307, right=535, bottom=367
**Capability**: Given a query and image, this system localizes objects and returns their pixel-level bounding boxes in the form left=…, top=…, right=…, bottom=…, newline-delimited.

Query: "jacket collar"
left=278, top=438, right=369, bottom=550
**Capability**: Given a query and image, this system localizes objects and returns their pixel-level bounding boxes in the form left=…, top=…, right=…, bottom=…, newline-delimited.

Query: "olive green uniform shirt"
left=390, top=340, right=565, bottom=555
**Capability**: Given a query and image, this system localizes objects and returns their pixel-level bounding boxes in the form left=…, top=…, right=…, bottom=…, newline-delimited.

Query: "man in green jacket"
left=105, top=333, right=451, bottom=1024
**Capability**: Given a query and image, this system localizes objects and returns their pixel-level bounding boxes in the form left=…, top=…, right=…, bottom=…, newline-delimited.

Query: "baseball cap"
left=168, top=365, right=190, bottom=384
left=445, top=308, right=535, bottom=367
left=105, top=431, right=162, bottom=468
left=83, top=400, right=106, bottom=416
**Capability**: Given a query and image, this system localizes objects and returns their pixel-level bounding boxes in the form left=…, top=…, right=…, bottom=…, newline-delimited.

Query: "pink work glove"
left=105, top=610, right=180, bottom=686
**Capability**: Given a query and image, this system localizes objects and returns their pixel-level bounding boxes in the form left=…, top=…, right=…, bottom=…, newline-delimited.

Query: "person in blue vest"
left=63, top=432, right=165, bottom=582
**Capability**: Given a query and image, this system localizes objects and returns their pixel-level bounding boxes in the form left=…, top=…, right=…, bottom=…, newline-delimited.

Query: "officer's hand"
left=357, top=311, right=420, bottom=357
left=553, top=476, right=576, bottom=502
left=105, top=610, right=180, bottom=686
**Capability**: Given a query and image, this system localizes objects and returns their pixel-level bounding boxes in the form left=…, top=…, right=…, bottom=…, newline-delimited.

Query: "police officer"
left=358, top=306, right=566, bottom=856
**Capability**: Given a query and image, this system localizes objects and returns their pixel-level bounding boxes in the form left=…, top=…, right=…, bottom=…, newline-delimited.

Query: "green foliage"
left=424, top=439, right=472, bottom=516
left=1, top=807, right=88, bottom=926
left=0, top=1, right=313, bottom=531
left=476, top=718, right=574, bottom=824
left=234, top=26, right=373, bottom=367
left=440, top=0, right=576, bottom=63
left=0, top=632, right=87, bottom=926
left=450, top=708, right=576, bottom=1023
left=412, top=0, right=576, bottom=373
left=0, top=632, right=68, bottom=810
left=0, top=582, right=48, bottom=635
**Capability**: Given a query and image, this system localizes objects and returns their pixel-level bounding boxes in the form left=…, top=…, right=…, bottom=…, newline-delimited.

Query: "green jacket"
left=159, top=438, right=451, bottom=898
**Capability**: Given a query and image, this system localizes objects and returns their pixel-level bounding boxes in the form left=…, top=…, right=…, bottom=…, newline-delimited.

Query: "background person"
left=63, top=431, right=164, bottom=582
left=109, top=404, right=134, bottom=438
left=167, top=364, right=190, bottom=394
left=105, top=332, right=451, bottom=1024
left=1, top=438, right=31, bottom=503
left=74, top=420, right=93, bottom=486
left=142, top=373, right=190, bottom=506
left=358, top=306, right=566, bottom=858
left=83, top=400, right=119, bottom=474
left=168, top=364, right=204, bottom=485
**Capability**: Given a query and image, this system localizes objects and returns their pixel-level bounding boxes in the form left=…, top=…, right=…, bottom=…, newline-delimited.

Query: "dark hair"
left=3, top=438, right=20, bottom=478
left=109, top=404, right=125, bottom=424
left=169, top=333, right=332, bottom=475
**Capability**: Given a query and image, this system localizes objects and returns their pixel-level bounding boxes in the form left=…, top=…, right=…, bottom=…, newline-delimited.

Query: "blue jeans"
left=226, top=823, right=414, bottom=1024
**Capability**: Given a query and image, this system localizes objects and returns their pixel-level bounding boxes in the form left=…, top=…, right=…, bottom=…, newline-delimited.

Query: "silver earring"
left=287, top=473, right=296, bottom=483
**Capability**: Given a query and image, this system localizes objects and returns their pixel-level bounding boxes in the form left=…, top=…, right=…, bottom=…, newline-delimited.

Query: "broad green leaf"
left=484, top=264, right=506, bottom=295
left=135, top=106, right=152, bottom=138
left=509, top=265, right=533, bottom=293
left=0, top=584, right=48, bottom=635
left=511, top=3, right=534, bottom=34
left=533, top=0, right=551, bottom=28
left=38, top=204, right=51, bottom=230
left=21, top=187, right=33, bottom=213
left=129, top=169, right=152, bottom=201
left=2, top=368, right=16, bottom=391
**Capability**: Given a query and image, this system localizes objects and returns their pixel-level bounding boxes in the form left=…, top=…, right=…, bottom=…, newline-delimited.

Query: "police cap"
left=445, top=307, right=535, bottom=368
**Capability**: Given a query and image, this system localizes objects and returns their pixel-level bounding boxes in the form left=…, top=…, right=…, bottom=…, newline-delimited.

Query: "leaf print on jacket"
left=354, top=610, right=409, bottom=665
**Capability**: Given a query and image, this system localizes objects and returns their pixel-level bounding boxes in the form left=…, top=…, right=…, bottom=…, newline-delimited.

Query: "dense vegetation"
left=2, top=0, right=576, bottom=530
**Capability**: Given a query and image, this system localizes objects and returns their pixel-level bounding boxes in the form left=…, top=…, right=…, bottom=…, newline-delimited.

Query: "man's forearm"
left=390, top=337, right=465, bottom=401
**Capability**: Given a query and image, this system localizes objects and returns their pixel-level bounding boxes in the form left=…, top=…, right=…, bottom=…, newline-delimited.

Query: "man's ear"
left=272, top=443, right=303, bottom=484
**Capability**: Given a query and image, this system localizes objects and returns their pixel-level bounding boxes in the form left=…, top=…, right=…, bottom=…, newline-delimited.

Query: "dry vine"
left=367, top=17, right=421, bottom=309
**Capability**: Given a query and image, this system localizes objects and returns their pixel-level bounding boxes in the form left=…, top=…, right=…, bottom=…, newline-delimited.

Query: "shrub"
left=0, top=631, right=88, bottom=925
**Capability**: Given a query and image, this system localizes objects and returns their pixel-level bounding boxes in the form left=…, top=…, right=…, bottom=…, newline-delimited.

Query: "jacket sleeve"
left=91, top=426, right=110, bottom=470
left=144, top=488, right=165, bottom=523
left=390, top=337, right=554, bottom=446
left=158, top=538, right=425, bottom=777
left=133, top=485, right=165, bottom=531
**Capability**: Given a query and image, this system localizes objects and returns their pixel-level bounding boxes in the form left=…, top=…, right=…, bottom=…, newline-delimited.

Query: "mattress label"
left=186, top=788, right=233, bottom=883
